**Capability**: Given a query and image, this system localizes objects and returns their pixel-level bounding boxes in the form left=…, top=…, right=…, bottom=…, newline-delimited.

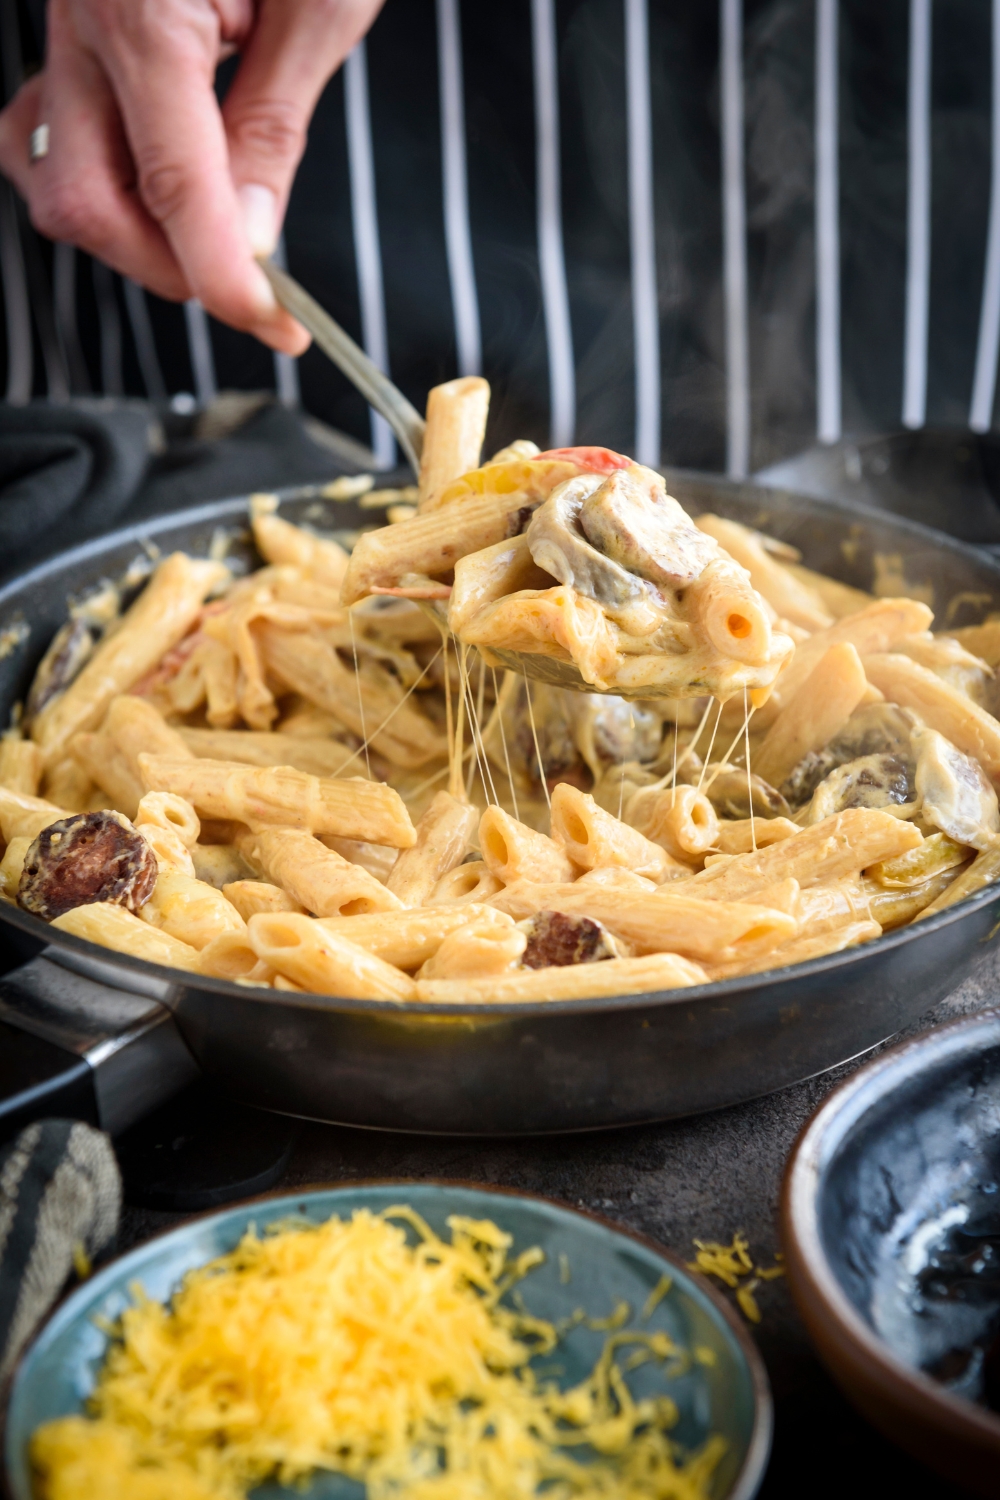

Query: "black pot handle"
left=0, top=951, right=199, bottom=1144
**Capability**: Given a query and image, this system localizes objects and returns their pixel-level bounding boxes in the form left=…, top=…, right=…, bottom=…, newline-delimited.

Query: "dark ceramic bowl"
left=781, top=1011, right=1000, bottom=1496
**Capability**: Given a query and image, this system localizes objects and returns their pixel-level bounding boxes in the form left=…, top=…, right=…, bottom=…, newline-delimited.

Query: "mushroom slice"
left=781, top=702, right=918, bottom=808
left=913, top=727, right=1000, bottom=851
left=803, top=753, right=917, bottom=824
left=578, top=468, right=718, bottom=588
left=525, top=474, right=651, bottom=610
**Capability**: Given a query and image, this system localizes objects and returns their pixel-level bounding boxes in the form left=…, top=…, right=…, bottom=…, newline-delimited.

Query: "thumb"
left=224, top=0, right=386, bottom=256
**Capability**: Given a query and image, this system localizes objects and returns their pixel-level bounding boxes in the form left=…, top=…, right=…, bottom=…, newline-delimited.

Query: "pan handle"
left=0, top=951, right=199, bottom=1143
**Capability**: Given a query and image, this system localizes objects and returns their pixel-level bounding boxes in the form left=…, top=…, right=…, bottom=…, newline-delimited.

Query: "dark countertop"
left=118, top=950, right=1000, bottom=1500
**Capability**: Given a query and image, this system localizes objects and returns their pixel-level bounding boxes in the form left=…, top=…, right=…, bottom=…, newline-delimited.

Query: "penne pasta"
left=248, top=912, right=416, bottom=999
left=0, top=786, right=67, bottom=844
left=31, top=554, right=227, bottom=765
left=694, top=514, right=833, bottom=631
left=137, top=755, right=416, bottom=847
left=0, top=835, right=31, bottom=899
left=479, top=806, right=575, bottom=885
left=51, top=901, right=203, bottom=971
left=862, top=653, right=1000, bottom=781
left=198, top=928, right=274, bottom=984
left=415, top=952, right=708, bottom=1003
left=429, top=860, right=504, bottom=906
left=688, top=808, right=922, bottom=902
left=238, top=827, right=403, bottom=917
left=223, top=880, right=307, bottom=921
left=549, top=783, right=681, bottom=881
left=705, top=919, right=881, bottom=982
left=318, top=903, right=513, bottom=970
left=626, top=785, right=719, bottom=862
left=385, top=791, right=478, bottom=907
left=178, top=727, right=357, bottom=778
left=753, top=642, right=868, bottom=790
left=140, top=871, right=246, bottom=950
left=417, top=377, right=491, bottom=509
left=0, top=737, right=41, bottom=796
left=416, top=919, right=527, bottom=978
left=250, top=496, right=349, bottom=590
left=713, top=817, right=800, bottom=855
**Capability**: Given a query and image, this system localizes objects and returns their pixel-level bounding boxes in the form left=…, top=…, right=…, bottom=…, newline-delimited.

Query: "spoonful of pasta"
left=262, top=260, right=791, bottom=702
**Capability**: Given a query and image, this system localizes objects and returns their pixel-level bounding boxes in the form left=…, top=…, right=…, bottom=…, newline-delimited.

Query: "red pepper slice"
left=536, top=446, right=632, bottom=475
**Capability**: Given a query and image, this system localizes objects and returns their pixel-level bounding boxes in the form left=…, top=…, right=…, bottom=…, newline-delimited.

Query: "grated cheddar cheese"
left=31, top=1207, right=725, bottom=1500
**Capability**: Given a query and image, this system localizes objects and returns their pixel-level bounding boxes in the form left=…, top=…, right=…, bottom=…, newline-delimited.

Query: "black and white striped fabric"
left=0, top=1120, right=120, bottom=1383
left=2, top=1, right=1000, bottom=478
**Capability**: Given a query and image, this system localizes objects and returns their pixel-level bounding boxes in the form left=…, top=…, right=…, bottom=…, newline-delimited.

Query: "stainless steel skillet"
left=0, top=474, right=998, bottom=1138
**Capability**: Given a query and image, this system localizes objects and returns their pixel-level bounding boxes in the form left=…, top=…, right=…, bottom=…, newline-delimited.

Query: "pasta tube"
left=705, top=919, right=881, bottom=982
left=767, top=598, right=934, bottom=709
left=479, top=806, right=575, bottom=884
left=694, top=514, right=833, bottom=630
left=753, top=642, right=868, bottom=789
left=684, top=557, right=776, bottom=667
left=71, top=694, right=190, bottom=819
left=866, top=831, right=970, bottom=890
left=198, top=929, right=273, bottom=984
left=32, top=554, right=227, bottom=764
left=257, top=624, right=446, bottom=768
left=223, top=880, right=307, bottom=920
left=341, top=492, right=542, bottom=605
left=626, top=785, right=719, bottom=861
left=178, top=728, right=357, bottom=778
left=415, top=952, right=708, bottom=1003
left=417, top=920, right=526, bottom=979
left=250, top=498, right=349, bottom=590
left=688, top=808, right=922, bottom=901
left=42, top=758, right=94, bottom=811
left=486, top=881, right=795, bottom=962
left=0, top=836, right=31, bottom=898
left=0, top=787, right=67, bottom=844
left=248, top=912, right=416, bottom=999
left=713, top=817, right=800, bottom=855
left=51, top=901, right=202, bottom=971
left=317, top=903, right=513, bottom=970
left=140, top=871, right=246, bottom=950
left=550, top=783, right=681, bottom=881
left=417, top=377, right=491, bottom=508
left=238, top=827, right=403, bottom=917
left=429, top=860, right=504, bottom=905
left=385, top=792, right=478, bottom=906
left=137, top=756, right=416, bottom=847
left=862, top=653, right=1000, bottom=781
left=0, top=738, right=41, bottom=796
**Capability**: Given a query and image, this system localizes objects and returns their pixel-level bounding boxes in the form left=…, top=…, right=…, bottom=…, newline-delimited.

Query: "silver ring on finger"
left=28, top=124, right=50, bottom=163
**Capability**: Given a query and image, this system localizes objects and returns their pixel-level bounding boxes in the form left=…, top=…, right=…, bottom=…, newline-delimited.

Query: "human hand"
left=0, top=0, right=385, bottom=354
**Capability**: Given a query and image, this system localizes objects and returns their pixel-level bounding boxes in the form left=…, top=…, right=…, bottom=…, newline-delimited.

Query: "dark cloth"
left=0, top=397, right=374, bottom=581
left=0, top=1119, right=120, bottom=1383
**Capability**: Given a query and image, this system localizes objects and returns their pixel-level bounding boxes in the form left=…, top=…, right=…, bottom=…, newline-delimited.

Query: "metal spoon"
left=259, top=257, right=425, bottom=475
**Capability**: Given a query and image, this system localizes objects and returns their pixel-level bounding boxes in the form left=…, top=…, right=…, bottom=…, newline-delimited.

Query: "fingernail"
left=251, top=261, right=279, bottom=316
left=239, top=182, right=278, bottom=257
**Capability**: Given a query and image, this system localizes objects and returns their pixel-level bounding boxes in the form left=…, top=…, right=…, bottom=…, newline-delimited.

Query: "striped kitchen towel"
left=0, top=1120, right=120, bottom=1383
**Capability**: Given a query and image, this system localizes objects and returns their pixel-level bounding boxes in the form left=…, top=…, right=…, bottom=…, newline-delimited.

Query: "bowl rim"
left=780, top=1007, right=1000, bottom=1445
left=2, top=1177, right=772, bottom=1500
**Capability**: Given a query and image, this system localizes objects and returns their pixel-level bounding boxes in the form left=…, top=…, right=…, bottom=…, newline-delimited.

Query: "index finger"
left=99, top=17, right=308, bottom=354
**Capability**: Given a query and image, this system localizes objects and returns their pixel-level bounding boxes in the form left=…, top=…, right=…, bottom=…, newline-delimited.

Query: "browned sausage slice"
left=18, top=810, right=158, bottom=921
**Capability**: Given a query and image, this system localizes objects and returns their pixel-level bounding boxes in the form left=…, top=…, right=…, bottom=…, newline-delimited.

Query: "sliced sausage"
left=18, top=810, right=158, bottom=921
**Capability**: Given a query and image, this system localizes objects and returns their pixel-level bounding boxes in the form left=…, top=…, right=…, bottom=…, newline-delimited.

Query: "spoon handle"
left=259, top=258, right=426, bottom=475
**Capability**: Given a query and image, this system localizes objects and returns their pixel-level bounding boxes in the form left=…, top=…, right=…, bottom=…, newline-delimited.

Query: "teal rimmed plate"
left=3, top=1181, right=771, bottom=1499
